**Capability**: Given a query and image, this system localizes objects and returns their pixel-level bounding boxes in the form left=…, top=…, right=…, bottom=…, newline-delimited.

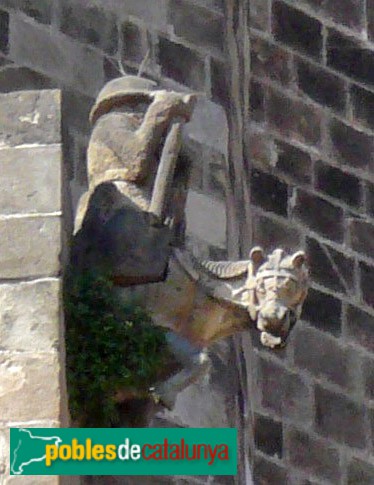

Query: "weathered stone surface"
left=348, top=457, right=374, bottom=485
left=273, top=1, right=322, bottom=59
left=297, top=59, right=346, bottom=113
left=0, top=352, right=60, bottom=421
left=276, top=140, right=312, bottom=184
left=0, top=66, right=55, bottom=93
left=0, top=90, right=60, bottom=147
left=93, top=0, right=169, bottom=30
left=253, top=454, right=287, bottom=485
left=250, top=168, right=288, bottom=216
left=0, top=216, right=61, bottom=279
left=267, top=88, right=322, bottom=146
left=168, top=0, right=224, bottom=53
left=306, top=238, right=355, bottom=294
left=0, top=9, right=9, bottom=54
left=329, top=117, right=374, bottom=171
left=0, top=279, right=60, bottom=351
left=287, top=427, right=341, bottom=482
left=9, top=17, right=104, bottom=97
left=61, top=1, right=118, bottom=55
left=360, top=262, right=374, bottom=308
left=315, top=385, right=367, bottom=448
left=73, top=183, right=172, bottom=285
left=251, top=36, right=293, bottom=86
left=254, top=413, right=283, bottom=458
left=0, top=0, right=52, bottom=24
left=293, top=325, right=355, bottom=389
left=257, top=356, right=313, bottom=424
left=349, top=219, right=374, bottom=259
left=346, top=305, right=374, bottom=352
left=302, top=288, right=342, bottom=336
left=185, top=190, right=226, bottom=248
left=327, top=29, right=374, bottom=87
left=316, top=162, right=361, bottom=208
left=0, top=146, right=61, bottom=214
left=292, top=190, right=344, bottom=242
left=158, top=37, right=205, bottom=90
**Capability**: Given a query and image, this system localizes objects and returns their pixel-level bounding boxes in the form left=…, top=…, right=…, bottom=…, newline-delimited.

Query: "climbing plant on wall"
left=64, top=270, right=170, bottom=427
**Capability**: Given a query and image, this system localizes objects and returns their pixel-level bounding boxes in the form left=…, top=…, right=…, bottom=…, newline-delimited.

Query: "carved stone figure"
left=145, top=247, right=309, bottom=408
left=71, top=75, right=310, bottom=411
left=72, top=76, right=195, bottom=285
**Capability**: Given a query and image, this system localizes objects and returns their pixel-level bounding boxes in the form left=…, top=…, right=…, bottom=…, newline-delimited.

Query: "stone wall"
left=0, top=89, right=69, bottom=483
left=242, top=1, right=374, bottom=484
left=0, top=1, right=373, bottom=484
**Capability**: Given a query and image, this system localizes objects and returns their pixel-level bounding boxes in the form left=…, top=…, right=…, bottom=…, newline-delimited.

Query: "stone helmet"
left=89, top=75, right=158, bottom=125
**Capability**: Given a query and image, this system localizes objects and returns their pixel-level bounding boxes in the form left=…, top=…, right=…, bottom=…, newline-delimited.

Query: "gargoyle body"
left=72, top=75, right=309, bottom=411
left=145, top=247, right=309, bottom=408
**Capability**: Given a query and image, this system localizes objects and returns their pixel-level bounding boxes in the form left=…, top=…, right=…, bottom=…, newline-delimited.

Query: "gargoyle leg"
left=152, top=332, right=211, bottom=410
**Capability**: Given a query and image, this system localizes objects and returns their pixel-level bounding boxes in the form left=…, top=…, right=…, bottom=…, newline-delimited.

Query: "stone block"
left=272, top=1, right=322, bottom=59
left=257, top=356, right=313, bottom=424
left=346, top=305, right=374, bottom=352
left=275, top=140, right=312, bottom=184
left=121, top=21, right=148, bottom=64
left=315, top=162, right=361, bottom=208
left=0, top=352, right=60, bottom=421
left=267, top=88, right=322, bottom=146
left=0, top=146, right=61, bottom=214
left=250, top=169, right=288, bottom=216
left=185, top=97, right=228, bottom=155
left=351, top=84, right=374, bottom=130
left=158, top=37, right=205, bottom=91
left=251, top=35, right=293, bottom=86
left=302, top=288, right=342, bottom=336
left=329, top=117, right=374, bottom=172
left=293, top=325, right=355, bottom=389
left=0, top=90, right=61, bottom=147
left=306, top=238, right=355, bottom=294
left=287, top=427, right=341, bottom=482
left=185, top=190, right=226, bottom=248
left=290, top=0, right=365, bottom=32
left=297, top=59, right=346, bottom=113
left=315, top=385, right=367, bottom=448
left=0, top=279, right=60, bottom=351
left=9, top=17, right=104, bottom=97
left=292, top=190, right=344, bottom=242
left=0, top=0, right=52, bottom=24
left=94, top=0, right=169, bottom=30
left=0, top=216, right=61, bottom=279
left=168, top=0, right=224, bottom=53
left=0, top=66, right=55, bottom=93
left=349, top=219, right=374, bottom=259
left=327, top=29, right=374, bottom=87
left=253, top=214, right=301, bottom=252
left=254, top=413, right=283, bottom=459
left=61, top=1, right=118, bottom=55
left=253, top=454, right=287, bottom=485
left=250, top=0, right=270, bottom=31
left=348, top=457, right=374, bottom=485
left=360, top=262, right=374, bottom=308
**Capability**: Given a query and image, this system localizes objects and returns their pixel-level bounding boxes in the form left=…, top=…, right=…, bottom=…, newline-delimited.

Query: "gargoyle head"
left=252, top=249, right=309, bottom=348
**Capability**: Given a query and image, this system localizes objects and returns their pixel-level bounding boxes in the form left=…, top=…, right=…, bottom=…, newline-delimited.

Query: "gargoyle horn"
left=197, top=259, right=250, bottom=279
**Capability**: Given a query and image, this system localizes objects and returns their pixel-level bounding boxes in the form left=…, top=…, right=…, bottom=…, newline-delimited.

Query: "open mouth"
left=258, top=310, right=297, bottom=349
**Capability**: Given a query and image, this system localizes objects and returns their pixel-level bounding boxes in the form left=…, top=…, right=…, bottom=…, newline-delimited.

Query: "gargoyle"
left=70, top=75, right=310, bottom=411
left=145, top=246, right=309, bottom=408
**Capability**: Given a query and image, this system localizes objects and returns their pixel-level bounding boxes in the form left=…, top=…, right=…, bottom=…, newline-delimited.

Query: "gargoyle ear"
left=250, top=246, right=264, bottom=265
left=291, top=251, right=307, bottom=269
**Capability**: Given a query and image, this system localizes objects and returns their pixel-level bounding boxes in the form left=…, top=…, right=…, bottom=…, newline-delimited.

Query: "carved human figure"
left=72, top=75, right=310, bottom=411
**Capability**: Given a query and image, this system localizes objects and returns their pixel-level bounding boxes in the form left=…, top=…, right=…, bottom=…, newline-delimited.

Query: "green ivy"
left=64, top=270, right=169, bottom=427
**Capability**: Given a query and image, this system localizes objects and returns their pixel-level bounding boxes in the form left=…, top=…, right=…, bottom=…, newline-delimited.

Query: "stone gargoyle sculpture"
left=72, top=75, right=309, bottom=410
